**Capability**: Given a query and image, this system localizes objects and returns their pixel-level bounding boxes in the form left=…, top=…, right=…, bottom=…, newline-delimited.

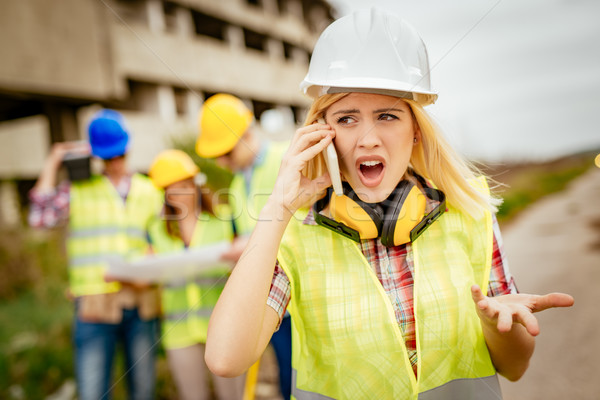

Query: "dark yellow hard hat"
left=196, top=94, right=254, bottom=158
left=149, top=149, right=199, bottom=188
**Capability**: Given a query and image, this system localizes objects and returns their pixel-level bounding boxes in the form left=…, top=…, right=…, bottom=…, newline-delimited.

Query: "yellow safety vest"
left=150, top=205, right=234, bottom=349
left=67, top=174, right=163, bottom=297
left=277, top=178, right=500, bottom=399
left=228, top=142, right=287, bottom=235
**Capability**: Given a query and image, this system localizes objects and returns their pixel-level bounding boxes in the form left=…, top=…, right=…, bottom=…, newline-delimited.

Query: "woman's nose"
left=356, top=122, right=382, bottom=148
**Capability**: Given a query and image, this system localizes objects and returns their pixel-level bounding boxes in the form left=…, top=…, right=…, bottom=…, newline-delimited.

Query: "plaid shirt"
left=267, top=206, right=516, bottom=375
left=28, top=176, right=132, bottom=228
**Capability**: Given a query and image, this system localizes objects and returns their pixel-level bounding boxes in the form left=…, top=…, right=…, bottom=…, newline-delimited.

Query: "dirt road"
left=499, top=167, right=600, bottom=399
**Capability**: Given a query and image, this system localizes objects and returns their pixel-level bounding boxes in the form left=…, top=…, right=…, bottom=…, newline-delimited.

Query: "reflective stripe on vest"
left=69, top=253, right=126, bottom=268
left=67, top=174, right=162, bottom=297
left=229, top=142, right=286, bottom=235
left=419, top=375, right=501, bottom=399
left=291, top=369, right=501, bottom=400
left=278, top=177, right=497, bottom=399
left=150, top=205, right=234, bottom=349
left=69, top=226, right=146, bottom=239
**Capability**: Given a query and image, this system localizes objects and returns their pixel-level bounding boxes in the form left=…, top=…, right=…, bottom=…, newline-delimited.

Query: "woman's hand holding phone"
left=268, top=120, right=336, bottom=216
left=318, top=118, right=343, bottom=196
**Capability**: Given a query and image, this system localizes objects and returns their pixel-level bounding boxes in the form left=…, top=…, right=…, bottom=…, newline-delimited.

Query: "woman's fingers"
left=532, top=293, right=575, bottom=312
left=281, top=132, right=333, bottom=174
left=472, top=287, right=572, bottom=336
left=513, top=306, right=540, bottom=336
left=495, top=306, right=514, bottom=333
left=290, top=122, right=331, bottom=148
left=471, top=285, right=487, bottom=306
left=289, top=124, right=334, bottom=156
left=297, top=133, right=334, bottom=164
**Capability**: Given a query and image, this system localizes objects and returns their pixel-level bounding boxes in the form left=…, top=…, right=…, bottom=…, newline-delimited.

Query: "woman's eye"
left=378, top=113, right=399, bottom=121
left=336, top=116, right=354, bottom=125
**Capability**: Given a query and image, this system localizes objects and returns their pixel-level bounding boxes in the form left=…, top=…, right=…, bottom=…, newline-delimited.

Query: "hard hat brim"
left=301, top=79, right=438, bottom=106
left=195, top=134, right=240, bottom=158
left=91, top=138, right=129, bottom=160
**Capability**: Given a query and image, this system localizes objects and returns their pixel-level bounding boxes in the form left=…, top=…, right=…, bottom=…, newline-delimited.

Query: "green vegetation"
left=0, top=229, right=74, bottom=399
left=0, top=228, right=176, bottom=399
left=489, top=152, right=596, bottom=224
left=168, top=132, right=233, bottom=194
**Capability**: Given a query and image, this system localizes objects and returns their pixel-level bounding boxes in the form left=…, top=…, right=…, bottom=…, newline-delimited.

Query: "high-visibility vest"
left=228, top=142, right=287, bottom=235
left=150, top=205, right=234, bottom=349
left=67, top=174, right=163, bottom=297
left=277, top=178, right=501, bottom=400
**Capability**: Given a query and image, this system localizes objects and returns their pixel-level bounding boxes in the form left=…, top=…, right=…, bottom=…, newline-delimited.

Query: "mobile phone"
left=62, top=153, right=91, bottom=181
left=318, top=118, right=343, bottom=196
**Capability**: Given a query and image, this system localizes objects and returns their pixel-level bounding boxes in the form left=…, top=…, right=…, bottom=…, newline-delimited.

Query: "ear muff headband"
left=380, top=182, right=426, bottom=247
left=313, top=176, right=446, bottom=246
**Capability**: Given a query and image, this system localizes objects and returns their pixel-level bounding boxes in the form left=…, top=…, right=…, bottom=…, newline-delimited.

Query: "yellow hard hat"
left=196, top=94, right=254, bottom=158
left=149, top=149, right=200, bottom=188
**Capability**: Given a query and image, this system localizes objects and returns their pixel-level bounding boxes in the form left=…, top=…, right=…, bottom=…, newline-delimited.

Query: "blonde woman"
left=205, top=9, right=573, bottom=399
left=148, top=150, right=245, bottom=400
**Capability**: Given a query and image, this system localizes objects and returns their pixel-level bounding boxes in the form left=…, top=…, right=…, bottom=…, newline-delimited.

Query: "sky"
left=327, top=0, right=600, bottom=162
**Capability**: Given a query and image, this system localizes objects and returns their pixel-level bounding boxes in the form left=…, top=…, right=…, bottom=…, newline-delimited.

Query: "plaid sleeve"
left=267, top=261, right=291, bottom=329
left=487, top=214, right=518, bottom=296
left=28, top=181, right=71, bottom=228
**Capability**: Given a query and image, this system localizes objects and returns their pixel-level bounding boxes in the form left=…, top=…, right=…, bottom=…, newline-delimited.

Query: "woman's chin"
left=351, top=185, right=390, bottom=204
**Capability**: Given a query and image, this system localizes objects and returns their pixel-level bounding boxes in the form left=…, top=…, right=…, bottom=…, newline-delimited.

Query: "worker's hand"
left=221, top=235, right=249, bottom=264
left=47, top=141, right=90, bottom=167
left=270, top=122, right=334, bottom=215
left=33, top=141, right=91, bottom=194
left=471, top=285, right=574, bottom=336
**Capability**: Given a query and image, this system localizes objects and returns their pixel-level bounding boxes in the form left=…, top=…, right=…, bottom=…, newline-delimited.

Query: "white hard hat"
left=300, top=8, right=438, bottom=106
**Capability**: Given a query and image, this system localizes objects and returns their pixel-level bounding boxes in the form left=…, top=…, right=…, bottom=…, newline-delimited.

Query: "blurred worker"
left=28, top=109, right=163, bottom=400
left=196, top=94, right=291, bottom=400
left=147, top=149, right=245, bottom=400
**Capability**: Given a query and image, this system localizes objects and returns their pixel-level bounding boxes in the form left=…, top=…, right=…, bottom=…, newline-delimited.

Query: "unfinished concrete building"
left=0, top=0, right=333, bottom=225
left=0, top=0, right=334, bottom=224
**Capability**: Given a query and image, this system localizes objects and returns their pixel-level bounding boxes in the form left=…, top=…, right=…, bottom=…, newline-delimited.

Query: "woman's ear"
left=413, top=123, right=422, bottom=144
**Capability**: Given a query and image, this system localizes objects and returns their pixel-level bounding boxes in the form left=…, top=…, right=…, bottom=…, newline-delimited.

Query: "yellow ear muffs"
left=313, top=174, right=446, bottom=247
left=330, top=192, right=380, bottom=239
left=380, top=182, right=426, bottom=246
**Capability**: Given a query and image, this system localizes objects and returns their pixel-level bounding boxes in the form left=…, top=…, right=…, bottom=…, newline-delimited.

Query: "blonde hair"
left=303, top=94, right=502, bottom=219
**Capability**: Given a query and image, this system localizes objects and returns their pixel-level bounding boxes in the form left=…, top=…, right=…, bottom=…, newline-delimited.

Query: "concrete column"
left=266, top=38, right=285, bottom=61
left=175, top=7, right=195, bottom=37
left=44, top=103, right=80, bottom=143
left=157, top=85, right=177, bottom=122
left=186, top=90, right=203, bottom=124
left=146, top=0, right=166, bottom=33
left=224, top=25, right=245, bottom=51
left=307, top=4, right=330, bottom=33
left=291, top=47, right=309, bottom=65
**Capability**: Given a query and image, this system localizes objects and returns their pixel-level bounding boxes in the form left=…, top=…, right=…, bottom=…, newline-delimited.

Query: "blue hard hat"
left=88, top=109, right=130, bottom=159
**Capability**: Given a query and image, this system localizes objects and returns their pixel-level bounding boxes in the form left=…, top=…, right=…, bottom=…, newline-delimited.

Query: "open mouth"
left=358, top=160, right=385, bottom=187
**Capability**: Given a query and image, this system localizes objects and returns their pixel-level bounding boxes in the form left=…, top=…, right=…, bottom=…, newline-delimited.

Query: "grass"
left=484, top=151, right=597, bottom=224
left=0, top=229, right=176, bottom=399
left=0, top=229, right=74, bottom=399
